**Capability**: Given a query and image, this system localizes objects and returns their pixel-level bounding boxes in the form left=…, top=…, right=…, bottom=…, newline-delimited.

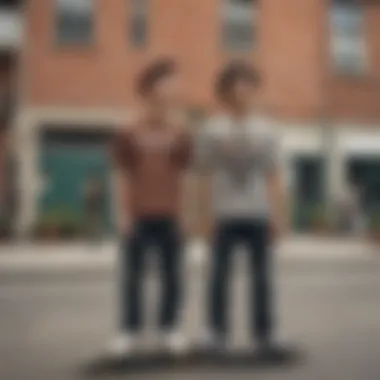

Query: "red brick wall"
left=260, top=0, right=325, bottom=120
left=24, top=0, right=221, bottom=109
left=23, top=0, right=380, bottom=123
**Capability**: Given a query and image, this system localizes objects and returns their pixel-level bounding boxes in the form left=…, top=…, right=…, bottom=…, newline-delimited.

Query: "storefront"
left=37, top=126, right=115, bottom=238
left=292, top=155, right=325, bottom=232
left=347, top=157, right=380, bottom=215
left=14, top=109, right=380, bottom=238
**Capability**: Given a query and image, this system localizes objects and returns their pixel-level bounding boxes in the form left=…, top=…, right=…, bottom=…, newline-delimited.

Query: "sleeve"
left=193, top=122, right=217, bottom=174
left=175, top=128, right=194, bottom=170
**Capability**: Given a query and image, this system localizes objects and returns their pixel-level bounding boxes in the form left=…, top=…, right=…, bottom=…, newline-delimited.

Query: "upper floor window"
left=330, top=0, right=367, bottom=75
left=56, top=0, right=93, bottom=45
left=130, top=0, right=148, bottom=48
left=222, top=0, right=259, bottom=51
left=0, top=0, right=21, bottom=9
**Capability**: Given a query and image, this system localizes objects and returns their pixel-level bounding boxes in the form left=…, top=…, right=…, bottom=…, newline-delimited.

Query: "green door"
left=348, top=157, right=380, bottom=214
left=39, top=134, right=114, bottom=234
left=292, top=155, right=325, bottom=231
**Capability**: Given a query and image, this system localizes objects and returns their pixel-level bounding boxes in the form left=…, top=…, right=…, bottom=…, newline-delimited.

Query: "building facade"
left=0, top=0, right=22, bottom=233
left=9, top=0, right=380, bottom=235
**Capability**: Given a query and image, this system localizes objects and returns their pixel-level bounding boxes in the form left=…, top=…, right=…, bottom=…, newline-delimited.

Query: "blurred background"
left=1, top=1, right=380, bottom=380
left=0, top=0, right=379, bottom=240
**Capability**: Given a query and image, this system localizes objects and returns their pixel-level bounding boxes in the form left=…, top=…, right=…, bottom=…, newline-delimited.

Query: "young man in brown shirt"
left=109, top=59, right=192, bottom=357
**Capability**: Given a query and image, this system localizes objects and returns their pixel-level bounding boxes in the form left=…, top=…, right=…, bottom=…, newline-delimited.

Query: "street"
left=1, top=240, right=380, bottom=380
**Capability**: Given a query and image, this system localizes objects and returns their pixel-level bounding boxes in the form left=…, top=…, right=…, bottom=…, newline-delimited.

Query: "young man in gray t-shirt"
left=196, top=61, right=287, bottom=351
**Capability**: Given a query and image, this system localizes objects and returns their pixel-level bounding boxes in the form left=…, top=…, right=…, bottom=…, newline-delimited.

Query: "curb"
left=0, top=238, right=375, bottom=272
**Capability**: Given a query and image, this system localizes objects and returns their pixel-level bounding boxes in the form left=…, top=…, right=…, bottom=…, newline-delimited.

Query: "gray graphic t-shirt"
left=195, top=115, right=281, bottom=219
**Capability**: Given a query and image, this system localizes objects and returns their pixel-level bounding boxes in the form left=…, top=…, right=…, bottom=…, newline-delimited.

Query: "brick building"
left=0, top=0, right=21, bottom=231
left=5, top=0, right=380, bottom=235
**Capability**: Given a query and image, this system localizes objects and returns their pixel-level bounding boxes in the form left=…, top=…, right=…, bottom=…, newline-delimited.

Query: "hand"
left=201, top=219, right=215, bottom=242
left=118, top=216, right=133, bottom=237
left=179, top=218, right=192, bottom=239
left=270, top=219, right=288, bottom=242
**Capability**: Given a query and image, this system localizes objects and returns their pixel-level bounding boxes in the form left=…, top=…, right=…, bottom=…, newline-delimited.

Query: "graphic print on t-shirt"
left=196, top=115, right=279, bottom=218
left=219, top=129, right=262, bottom=188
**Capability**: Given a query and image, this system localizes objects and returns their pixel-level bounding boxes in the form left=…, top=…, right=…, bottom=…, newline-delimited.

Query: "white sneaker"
left=107, top=333, right=136, bottom=358
left=160, top=330, right=189, bottom=356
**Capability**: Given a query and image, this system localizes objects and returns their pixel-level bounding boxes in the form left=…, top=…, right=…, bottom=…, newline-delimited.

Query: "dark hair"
left=215, top=61, right=260, bottom=104
left=136, top=58, right=177, bottom=96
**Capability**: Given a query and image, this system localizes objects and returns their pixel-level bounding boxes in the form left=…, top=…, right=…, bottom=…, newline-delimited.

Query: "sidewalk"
left=0, top=236, right=376, bottom=271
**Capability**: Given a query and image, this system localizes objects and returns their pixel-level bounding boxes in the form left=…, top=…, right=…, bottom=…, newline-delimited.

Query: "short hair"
left=215, top=61, right=261, bottom=104
left=136, top=58, right=177, bottom=96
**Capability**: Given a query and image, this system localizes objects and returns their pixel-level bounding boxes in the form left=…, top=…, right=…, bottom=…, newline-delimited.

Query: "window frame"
left=55, top=0, right=95, bottom=47
left=330, top=0, right=368, bottom=76
left=130, top=0, right=149, bottom=49
left=221, top=0, right=259, bottom=52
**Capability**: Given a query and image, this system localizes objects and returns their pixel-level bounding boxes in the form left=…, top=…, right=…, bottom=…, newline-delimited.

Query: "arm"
left=177, top=128, right=196, bottom=237
left=267, top=167, right=288, bottom=238
left=196, top=174, right=214, bottom=240
left=180, top=171, right=197, bottom=238
left=193, top=124, right=216, bottom=241
left=265, top=128, right=289, bottom=239
left=113, top=168, right=132, bottom=235
left=111, top=130, right=133, bottom=235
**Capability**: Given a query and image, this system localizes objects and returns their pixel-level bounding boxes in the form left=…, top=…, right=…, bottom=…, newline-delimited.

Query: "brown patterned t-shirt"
left=112, top=121, right=193, bottom=219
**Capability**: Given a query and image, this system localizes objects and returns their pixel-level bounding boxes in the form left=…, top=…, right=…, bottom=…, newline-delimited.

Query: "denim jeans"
left=119, top=217, right=182, bottom=332
left=209, top=218, right=274, bottom=341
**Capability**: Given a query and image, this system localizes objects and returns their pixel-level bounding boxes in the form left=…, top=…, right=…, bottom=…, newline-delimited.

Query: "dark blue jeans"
left=119, top=218, right=182, bottom=332
left=209, top=218, right=274, bottom=341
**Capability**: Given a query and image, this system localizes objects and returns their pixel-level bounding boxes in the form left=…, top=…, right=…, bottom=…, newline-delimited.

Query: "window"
left=130, top=0, right=148, bottom=48
left=330, top=0, right=367, bottom=75
left=0, top=0, right=21, bottom=8
left=56, top=0, right=93, bottom=45
left=222, top=0, right=258, bottom=51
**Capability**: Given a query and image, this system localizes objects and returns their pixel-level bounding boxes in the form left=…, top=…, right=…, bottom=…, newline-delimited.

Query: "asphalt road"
left=1, top=251, right=380, bottom=380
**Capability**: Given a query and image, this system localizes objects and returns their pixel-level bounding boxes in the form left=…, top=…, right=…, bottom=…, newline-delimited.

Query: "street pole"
left=321, top=114, right=335, bottom=225
left=320, top=0, right=335, bottom=227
